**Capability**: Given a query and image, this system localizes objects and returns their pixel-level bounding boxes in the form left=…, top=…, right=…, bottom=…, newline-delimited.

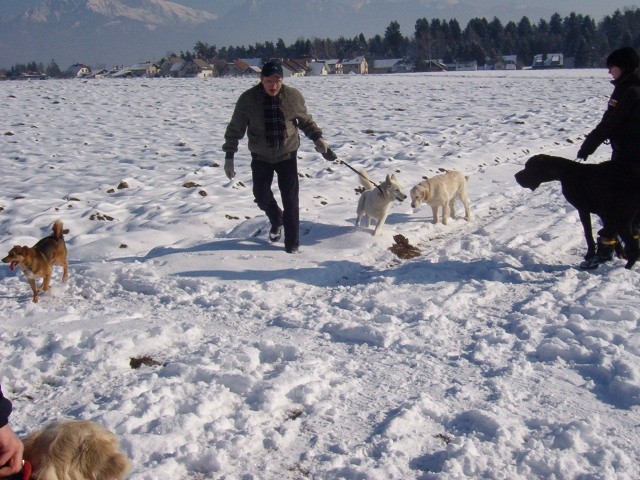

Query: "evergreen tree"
left=45, top=59, right=62, bottom=78
left=383, top=21, right=407, bottom=58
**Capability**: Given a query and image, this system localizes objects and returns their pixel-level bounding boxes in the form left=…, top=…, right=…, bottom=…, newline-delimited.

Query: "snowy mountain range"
left=0, top=0, right=222, bottom=68
left=0, top=0, right=629, bottom=69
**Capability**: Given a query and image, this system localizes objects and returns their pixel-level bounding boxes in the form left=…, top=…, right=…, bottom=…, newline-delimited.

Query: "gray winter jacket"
left=223, top=83, right=323, bottom=163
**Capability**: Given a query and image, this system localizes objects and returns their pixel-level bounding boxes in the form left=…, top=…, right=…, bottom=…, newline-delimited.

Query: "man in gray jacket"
left=222, top=60, right=330, bottom=253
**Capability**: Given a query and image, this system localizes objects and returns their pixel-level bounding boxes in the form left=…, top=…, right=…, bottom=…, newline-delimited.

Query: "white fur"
left=410, top=171, right=472, bottom=225
left=355, top=170, right=407, bottom=236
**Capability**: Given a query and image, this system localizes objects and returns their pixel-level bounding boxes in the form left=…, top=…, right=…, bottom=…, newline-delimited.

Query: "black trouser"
left=251, top=154, right=299, bottom=250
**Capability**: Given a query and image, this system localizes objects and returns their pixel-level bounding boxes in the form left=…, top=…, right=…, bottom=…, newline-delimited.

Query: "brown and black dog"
left=514, top=154, right=640, bottom=269
left=2, top=220, right=69, bottom=302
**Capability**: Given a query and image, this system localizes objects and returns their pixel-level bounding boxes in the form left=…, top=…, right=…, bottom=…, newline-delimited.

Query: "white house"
left=370, top=58, right=408, bottom=74
left=454, top=60, right=478, bottom=71
left=544, top=53, right=564, bottom=68
left=502, top=55, right=517, bottom=70
left=65, top=64, right=91, bottom=77
left=342, top=56, right=368, bottom=74
left=532, top=53, right=563, bottom=69
left=322, top=59, right=343, bottom=75
left=307, top=61, right=329, bottom=76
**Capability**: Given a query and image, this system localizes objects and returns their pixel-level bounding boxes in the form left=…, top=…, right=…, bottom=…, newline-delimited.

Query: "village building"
left=342, top=56, right=368, bottom=74
left=64, top=63, right=92, bottom=78
left=280, top=59, right=308, bottom=77
left=532, top=53, right=564, bottom=69
left=306, top=61, right=329, bottom=76
left=322, top=59, right=343, bottom=75
left=370, top=58, right=408, bottom=74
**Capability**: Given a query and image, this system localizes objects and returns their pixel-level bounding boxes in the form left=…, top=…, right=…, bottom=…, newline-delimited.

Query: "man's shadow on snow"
left=115, top=219, right=569, bottom=287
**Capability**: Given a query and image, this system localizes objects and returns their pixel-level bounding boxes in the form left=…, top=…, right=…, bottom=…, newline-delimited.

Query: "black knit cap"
left=261, top=61, right=284, bottom=77
left=606, top=47, right=640, bottom=73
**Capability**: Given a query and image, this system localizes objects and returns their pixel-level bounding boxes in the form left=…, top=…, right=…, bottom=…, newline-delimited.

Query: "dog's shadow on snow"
left=375, top=257, right=570, bottom=285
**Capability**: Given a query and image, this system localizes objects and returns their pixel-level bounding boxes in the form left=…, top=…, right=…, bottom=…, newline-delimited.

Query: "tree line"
left=2, top=7, right=639, bottom=77
left=192, top=7, right=639, bottom=70
left=2, top=59, right=62, bottom=79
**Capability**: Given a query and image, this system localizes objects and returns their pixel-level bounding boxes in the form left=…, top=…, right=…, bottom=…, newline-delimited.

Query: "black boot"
left=269, top=224, right=282, bottom=242
left=580, top=237, right=616, bottom=270
left=624, top=235, right=640, bottom=269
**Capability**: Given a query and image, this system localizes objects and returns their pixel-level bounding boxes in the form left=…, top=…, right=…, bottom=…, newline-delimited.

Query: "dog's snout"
left=514, top=171, right=531, bottom=190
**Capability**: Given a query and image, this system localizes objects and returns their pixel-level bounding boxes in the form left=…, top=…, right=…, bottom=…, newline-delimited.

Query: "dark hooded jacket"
left=579, top=68, right=640, bottom=163
left=0, top=386, right=12, bottom=428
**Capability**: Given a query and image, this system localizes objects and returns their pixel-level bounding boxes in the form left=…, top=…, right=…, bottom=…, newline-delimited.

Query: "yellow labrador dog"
left=23, top=420, right=130, bottom=480
left=410, top=171, right=472, bottom=225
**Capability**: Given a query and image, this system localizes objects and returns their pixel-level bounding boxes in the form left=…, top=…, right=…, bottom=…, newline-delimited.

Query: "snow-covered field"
left=1, top=70, right=639, bottom=479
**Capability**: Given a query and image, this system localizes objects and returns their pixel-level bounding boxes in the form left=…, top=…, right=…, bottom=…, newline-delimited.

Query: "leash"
left=322, top=148, right=384, bottom=194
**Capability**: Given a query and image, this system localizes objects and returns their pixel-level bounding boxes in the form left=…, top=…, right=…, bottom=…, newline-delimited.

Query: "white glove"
left=224, top=158, right=235, bottom=180
left=314, top=138, right=329, bottom=154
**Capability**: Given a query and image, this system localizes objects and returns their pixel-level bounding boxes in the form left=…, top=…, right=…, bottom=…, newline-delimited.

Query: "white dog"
left=410, top=170, right=472, bottom=225
left=355, top=170, right=407, bottom=236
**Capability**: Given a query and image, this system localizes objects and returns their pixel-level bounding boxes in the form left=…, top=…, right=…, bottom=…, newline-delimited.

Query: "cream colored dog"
left=355, top=169, right=407, bottom=236
left=410, top=171, right=472, bottom=225
left=23, top=420, right=130, bottom=480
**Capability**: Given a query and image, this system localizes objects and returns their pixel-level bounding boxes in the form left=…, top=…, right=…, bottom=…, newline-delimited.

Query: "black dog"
left=514, top=154, right=640, bottom=269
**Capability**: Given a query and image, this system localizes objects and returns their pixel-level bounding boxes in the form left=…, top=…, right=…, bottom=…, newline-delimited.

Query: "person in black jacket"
left=577, top=46, right=640, bottom=269
left=578, top=47, right=640, bottom=163
left=0, top=386, right=23, bottom=477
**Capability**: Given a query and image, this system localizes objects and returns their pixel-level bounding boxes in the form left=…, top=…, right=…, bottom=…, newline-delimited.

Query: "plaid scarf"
left=262, top=86, right=287, bottom=148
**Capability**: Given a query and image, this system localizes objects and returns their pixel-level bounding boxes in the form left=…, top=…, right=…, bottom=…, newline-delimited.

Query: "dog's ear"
left=82, top=431, right=131, bottom=480
left=12, top=246, right=24, bottom=255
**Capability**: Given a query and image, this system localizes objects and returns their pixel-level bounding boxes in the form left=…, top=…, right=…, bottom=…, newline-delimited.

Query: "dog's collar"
left=6, top=460, right=31, bottom=480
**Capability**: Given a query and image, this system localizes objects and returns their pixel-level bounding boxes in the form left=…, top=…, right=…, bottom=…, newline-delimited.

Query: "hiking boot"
left=285, top=245, right=300, bottom=254
left=269, top=224, right=282, bottom=242
left=579, top=237, right=615, bottom=270
left=624, top=235, right=640, bottom=269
